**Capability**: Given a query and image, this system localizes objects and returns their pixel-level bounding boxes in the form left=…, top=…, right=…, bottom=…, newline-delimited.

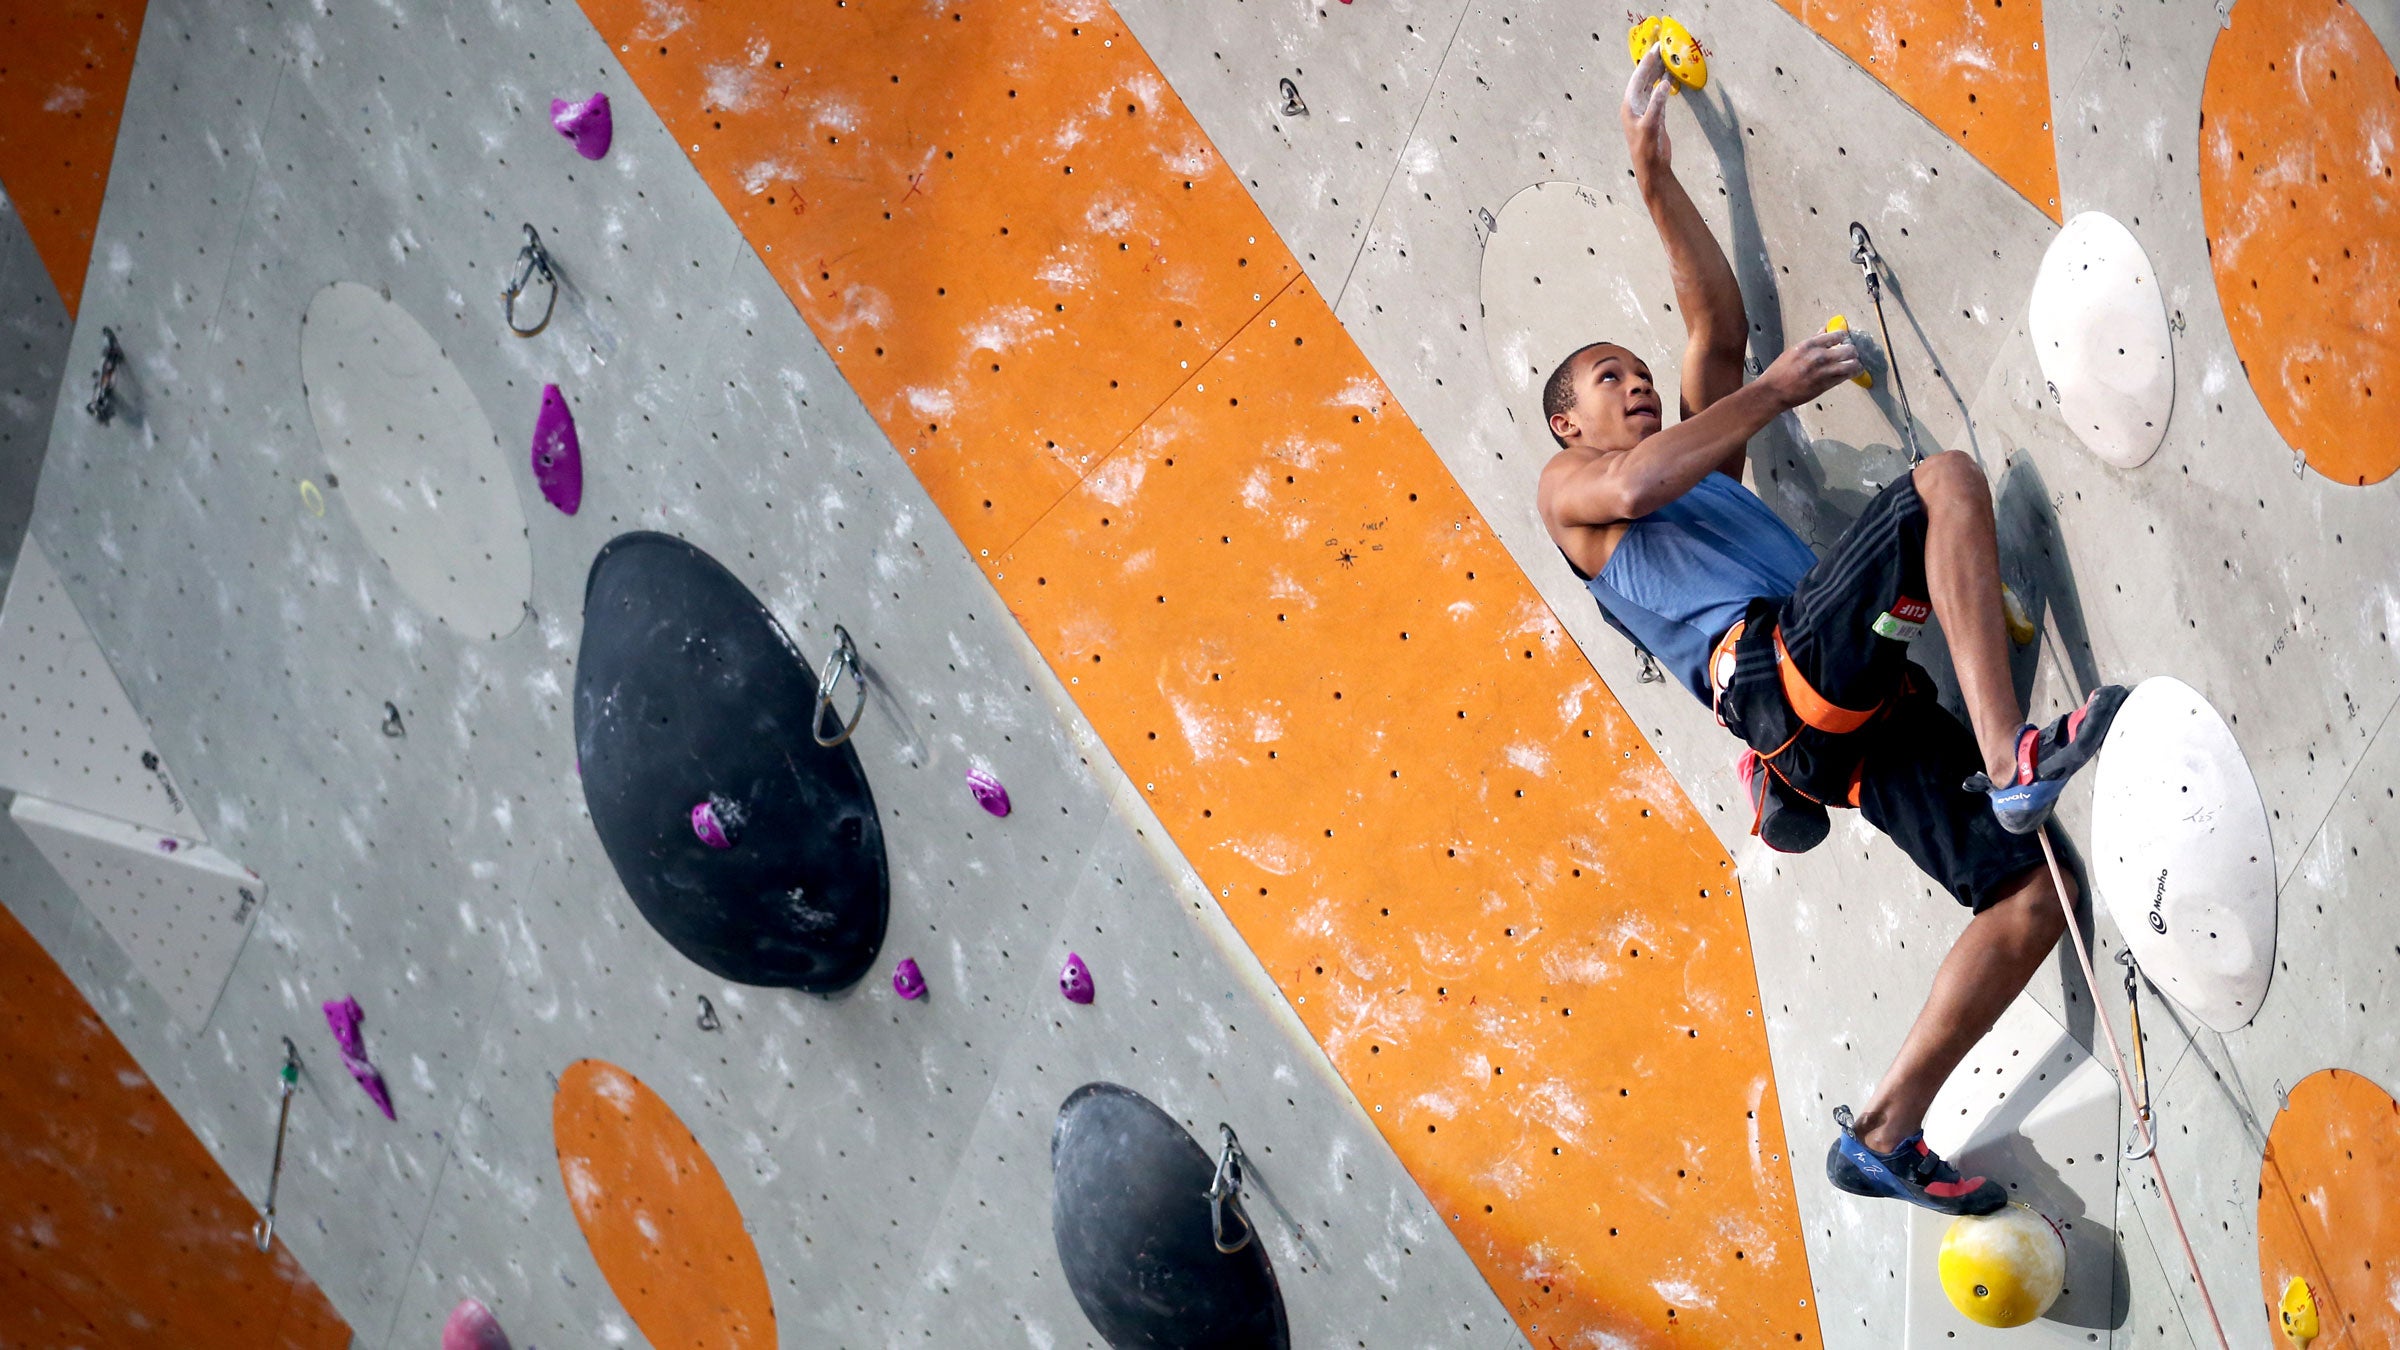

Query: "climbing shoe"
left=1826, top=1105, right=2006, bottom=1216
left=1738, top=749, right=1829, bottom=854
left=1962, top=684, right=2131, bottom=835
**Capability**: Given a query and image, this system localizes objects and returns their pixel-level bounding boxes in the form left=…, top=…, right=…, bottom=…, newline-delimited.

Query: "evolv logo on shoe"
left=1871, top=596, right=1931, bottom=642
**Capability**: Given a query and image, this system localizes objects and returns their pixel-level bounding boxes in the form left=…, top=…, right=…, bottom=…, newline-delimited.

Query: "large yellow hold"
left=1938, top=1203, right=2068, bottom=1328
left=1626, top=15, right=1708, bottom=90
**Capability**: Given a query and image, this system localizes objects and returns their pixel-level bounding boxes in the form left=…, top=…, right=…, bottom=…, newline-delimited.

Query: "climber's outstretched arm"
left=1623, top=48, right=1748, bottom=464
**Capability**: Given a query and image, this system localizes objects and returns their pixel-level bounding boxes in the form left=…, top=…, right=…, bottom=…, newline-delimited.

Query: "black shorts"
left=1716, top=473, right=2043, bottom=913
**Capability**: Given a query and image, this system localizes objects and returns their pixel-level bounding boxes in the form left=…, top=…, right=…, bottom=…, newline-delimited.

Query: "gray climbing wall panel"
left=0, top=189, right=70, bottom=592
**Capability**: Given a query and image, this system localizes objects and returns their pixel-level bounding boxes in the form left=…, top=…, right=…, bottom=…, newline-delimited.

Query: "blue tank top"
left=1561, top=473, right=1818, bottom=705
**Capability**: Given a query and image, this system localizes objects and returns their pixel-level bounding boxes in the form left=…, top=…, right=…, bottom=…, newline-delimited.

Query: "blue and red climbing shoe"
left=1962, top=683, right=2131, bottom=835
left=1826, top=1105, right=2007, bottom=1216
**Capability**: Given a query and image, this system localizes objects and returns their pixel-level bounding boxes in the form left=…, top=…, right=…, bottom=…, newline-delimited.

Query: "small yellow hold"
left=299, top=479, right=325, bottom=517
left=1824, top=315, right=1873, bottom=388
left=2001, top=583, right=2037, bottom=646
left=1626, top=15, right=1707, bottom=91
left=2279, top=1276, right=2319, bottom=1348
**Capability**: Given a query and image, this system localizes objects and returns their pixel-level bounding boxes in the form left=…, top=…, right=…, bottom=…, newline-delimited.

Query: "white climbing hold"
left=2028, top=212, right=2174, bottom=470
left=2090, top=676, right=2276, bottom=1033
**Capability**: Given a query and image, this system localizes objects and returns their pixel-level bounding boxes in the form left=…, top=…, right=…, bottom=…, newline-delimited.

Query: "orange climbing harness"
left=1712, top=618, right=1893, bottom=810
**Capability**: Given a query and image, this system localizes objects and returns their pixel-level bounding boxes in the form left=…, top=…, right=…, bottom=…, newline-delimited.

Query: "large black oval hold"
left=573, top=532, right=887, bottom=991
left=1051, top=1083, right=1289, bottom=1349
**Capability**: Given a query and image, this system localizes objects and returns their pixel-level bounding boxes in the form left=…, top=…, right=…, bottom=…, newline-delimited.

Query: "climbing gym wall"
left=0, top=3, right=2395, bottom=1350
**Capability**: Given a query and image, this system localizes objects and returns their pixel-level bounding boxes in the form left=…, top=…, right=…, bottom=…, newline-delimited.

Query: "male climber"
left=1535, top=46, right=2128, bottom=1216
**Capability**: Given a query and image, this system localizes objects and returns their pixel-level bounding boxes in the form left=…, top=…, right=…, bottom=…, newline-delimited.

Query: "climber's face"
left=1550, top=344, right=1663, bottom=451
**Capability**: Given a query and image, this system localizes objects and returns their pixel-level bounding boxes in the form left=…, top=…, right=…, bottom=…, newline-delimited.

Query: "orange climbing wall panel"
left=1772, top=0, right=2061, bottom=222
left=0, top=902, right=351, bottom=1350
left=2200, top=0, right=2400, bottom=487
left=552, top=1060, right=776, bottom=1350
left=576, top=1, right=1820, bottom=1343
left=0, top=0, right=147, bottom=316
left=2257, top=1068, right=2400, bottom=1348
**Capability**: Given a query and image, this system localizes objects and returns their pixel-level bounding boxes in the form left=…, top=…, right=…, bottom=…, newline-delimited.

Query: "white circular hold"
left=2091, top=676, right=2276, bottom=1032
left=300, top=282, right=531, bottom=640
left=2028, top=212, right=2174, bottom=469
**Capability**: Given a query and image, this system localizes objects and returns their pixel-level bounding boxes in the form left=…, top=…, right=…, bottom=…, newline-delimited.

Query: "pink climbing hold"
left=530, top=384, right=583, bottom=515
left=550, top=91, right=613, bottom=160
left=321, top=996, right=396, bottom=1120
left=441, top=1297, right=512, bottom=1350
left=892, top=957, right=927, bottom=1000
left=1059, top=952, right=1094, bottom=1004
left=691, top=795, right=742, bottom=849
left=966, top=768, right=1011, bottom=817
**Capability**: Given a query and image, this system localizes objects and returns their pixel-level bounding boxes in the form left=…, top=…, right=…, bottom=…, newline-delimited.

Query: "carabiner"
left=501, top=223, right=559, bottom=338
left=86, top=327, right=125, bottom=424
left=1205, top=1123, right=1255, bottom=1254
left=811, top=624, right=868, bottom=748
left=2118, top=949, right=2156, bottom=1160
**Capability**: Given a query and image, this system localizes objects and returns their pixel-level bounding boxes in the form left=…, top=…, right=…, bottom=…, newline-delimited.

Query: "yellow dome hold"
left=2279, top=1275, right=2319, bottom=1348
left=1938, top=1203, right=2068, bottom=1329
left=1823, top=314, right=1873, bottom=388
left=1626, top=15, right=1707, bottom=91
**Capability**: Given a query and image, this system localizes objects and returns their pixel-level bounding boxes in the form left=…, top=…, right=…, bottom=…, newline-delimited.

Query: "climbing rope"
left=252, top=1037, right=300, bottom=1251
left=1846, top=223, right=1923, bottom=465
left=2035, top=828, right=2232, bottom=1349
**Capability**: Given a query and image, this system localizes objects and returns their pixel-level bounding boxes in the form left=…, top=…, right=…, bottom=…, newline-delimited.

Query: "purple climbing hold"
left=550, top=90, right=613, bottom=160
left=441, top=1297, right=512, bottom=1350
left=321, top=996, right=396, bottom=1120
left=892, top=957, right=927, bottom=1000
left=530, top=384, right=583, bottom=515
left=1060, top=952, right=1094, bottom=1005
left=691, top=793, right=746, bottom=850
left=966, top=767, right=1011, bottom=818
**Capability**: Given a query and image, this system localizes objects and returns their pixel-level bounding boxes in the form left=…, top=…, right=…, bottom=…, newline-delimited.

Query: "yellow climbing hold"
left=1937, top=1203, right=2067, bottom=1329
left=299, top=479, right=325, bottom=517
left=1824, top=314, right=1873, bottom=388
left=2279, top=1275, right=2319, bottom=1348
left=2001, top=583, right=2037, bottom=646
left=1626, top=15, right=1707, bottom=91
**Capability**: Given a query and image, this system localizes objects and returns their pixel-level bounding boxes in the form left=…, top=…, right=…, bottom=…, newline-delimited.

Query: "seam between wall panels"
left=572, top=1, right=1822, bottom=1343
left=994, top=270, right=1302, bottom=563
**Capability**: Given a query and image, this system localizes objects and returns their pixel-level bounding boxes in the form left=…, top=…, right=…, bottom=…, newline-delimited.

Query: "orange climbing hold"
left=0, top=2, right=147, bottom=316
left=2200, top=0, right=2400, bottom=487
left=1772, top=0, right=2060, bottom=222
left=553, top=1060, right=775, bottom=1350
left=2258, top=1068, right=2400, bottom=1349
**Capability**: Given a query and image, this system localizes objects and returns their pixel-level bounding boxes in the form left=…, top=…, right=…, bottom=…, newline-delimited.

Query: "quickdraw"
left=252, top=1037, right=301, bottom=1251
left=1205, top=1123, right=1255, bottom=1255
left=1847, top=222, right=1924, bottom=465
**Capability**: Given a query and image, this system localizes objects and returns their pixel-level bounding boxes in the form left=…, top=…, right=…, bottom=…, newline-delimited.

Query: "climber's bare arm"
left=1623, top=48, right=1748, bottom=469
left=1548, top=334, right=1862, bottom=528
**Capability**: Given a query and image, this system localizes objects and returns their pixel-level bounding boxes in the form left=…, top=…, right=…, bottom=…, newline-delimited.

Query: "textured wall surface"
left=2, top=0, right=2397, bottom=1347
